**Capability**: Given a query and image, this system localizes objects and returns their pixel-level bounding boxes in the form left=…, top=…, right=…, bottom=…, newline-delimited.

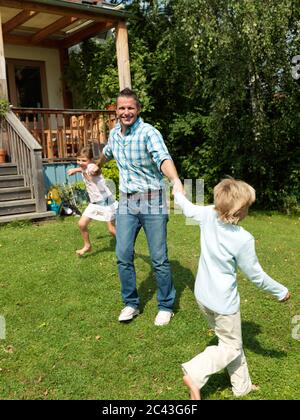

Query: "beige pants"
left=182, top=301, right=252, bottom=397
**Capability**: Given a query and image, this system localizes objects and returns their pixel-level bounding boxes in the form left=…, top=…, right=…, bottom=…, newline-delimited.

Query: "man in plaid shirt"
left=98, top=88, right=183, bottom=326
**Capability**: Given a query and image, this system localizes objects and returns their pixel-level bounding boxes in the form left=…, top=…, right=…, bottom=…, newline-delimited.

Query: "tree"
left=65, top=0, right=300, bottom=211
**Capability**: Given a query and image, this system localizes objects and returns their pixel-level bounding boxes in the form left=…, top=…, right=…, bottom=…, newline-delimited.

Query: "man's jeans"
left=116, top=191, right=176, bottom=311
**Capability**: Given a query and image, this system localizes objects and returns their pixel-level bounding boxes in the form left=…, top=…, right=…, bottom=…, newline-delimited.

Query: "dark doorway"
left=6, top=59, right=49, bottom=108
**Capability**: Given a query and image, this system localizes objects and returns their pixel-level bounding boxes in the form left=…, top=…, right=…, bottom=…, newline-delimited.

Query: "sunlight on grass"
left=0, top=212, right=299, bottom=400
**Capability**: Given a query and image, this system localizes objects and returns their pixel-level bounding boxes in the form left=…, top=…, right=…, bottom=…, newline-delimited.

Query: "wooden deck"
left=12, top=107, right=117, bottom=161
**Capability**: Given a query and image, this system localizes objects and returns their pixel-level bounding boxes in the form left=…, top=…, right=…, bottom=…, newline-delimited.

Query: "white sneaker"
left=118, top=306, right=139, bottom=322
left=154, top=310, right=174, bottom=326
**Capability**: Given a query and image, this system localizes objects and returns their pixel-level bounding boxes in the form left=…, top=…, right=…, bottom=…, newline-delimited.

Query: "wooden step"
left=0, top=199, right=36, bottom=216
left=0, top=163, right=18, bottom=176
left=0, top=175, right=24, bottom=188
left=0, top=211, right=56, bottom=224
left=0, top=186, right=31, bottom=201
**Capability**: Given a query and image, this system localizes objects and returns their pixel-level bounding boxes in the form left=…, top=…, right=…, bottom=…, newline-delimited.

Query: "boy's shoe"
left=118, top=306, right=139, bottom=322
left=154, top=310, right=174, bottom=326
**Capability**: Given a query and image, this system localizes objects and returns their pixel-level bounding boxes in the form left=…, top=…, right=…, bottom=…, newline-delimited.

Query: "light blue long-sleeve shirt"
left=175, top=193, right=288, bottom=315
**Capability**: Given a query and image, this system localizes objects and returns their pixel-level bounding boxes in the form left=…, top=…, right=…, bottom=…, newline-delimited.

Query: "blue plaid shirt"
left=103, top=116, right=172, bottom=193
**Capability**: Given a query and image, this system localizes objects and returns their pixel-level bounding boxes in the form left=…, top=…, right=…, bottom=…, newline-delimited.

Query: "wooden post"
left=31, top=149, right=47, bottom=213
left=59, top=47, right=73, bottom=109
left=0, top=13, right=8, bottom=99
left=116, top=20, right=131, bottom=90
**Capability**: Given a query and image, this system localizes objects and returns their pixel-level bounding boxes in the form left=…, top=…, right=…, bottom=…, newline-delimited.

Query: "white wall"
left=4, top=44, right=64, bottom=108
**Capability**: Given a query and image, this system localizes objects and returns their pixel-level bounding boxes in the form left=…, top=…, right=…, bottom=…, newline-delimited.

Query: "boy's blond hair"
left=214, top=178, right=256, bottom=224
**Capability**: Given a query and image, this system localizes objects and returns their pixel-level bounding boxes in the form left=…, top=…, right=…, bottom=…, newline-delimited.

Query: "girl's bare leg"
left=183, top=375, right=201, bottom=400
left=76, top=216, right=92, bottom=256
left=107, top=220, right=116, bottom=237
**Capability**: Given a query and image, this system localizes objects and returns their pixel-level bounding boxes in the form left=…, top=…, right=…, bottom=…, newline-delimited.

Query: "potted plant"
left=105, top=103, right=116, bottom=111
left=0, top=98, right=9, bottom=163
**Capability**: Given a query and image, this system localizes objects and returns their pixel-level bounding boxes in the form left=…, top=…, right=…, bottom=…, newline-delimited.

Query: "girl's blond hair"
left=214, top=178, right=256, bottom=224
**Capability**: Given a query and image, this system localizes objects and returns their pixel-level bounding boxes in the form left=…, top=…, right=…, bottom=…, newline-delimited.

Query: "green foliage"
left=102, top=159, right=119, bottom=184
left=63, top=0, right=300, bottom=211
left=102, top=160, right=120, bottom=198
left=0, top=98, right=9, bottom=149
left=0, top=98, right=9, bottom=117
left=166, top=0, right=300, bottom=210
left=64, top=39, right=119, bottom=108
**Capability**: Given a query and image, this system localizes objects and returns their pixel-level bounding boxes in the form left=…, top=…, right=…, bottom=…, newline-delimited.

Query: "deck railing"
left=2, top=111, right=46, bottom=212
left=12, top=107, right=117, bottom=162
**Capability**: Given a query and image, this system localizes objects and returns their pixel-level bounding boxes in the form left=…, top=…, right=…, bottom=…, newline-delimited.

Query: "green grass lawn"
left=0, top=212, right=299, bottom=400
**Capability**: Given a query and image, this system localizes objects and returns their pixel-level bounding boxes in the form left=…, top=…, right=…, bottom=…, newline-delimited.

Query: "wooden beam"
left=2, top=10, right=38, bottom=34
left=116, top=20, right=131, bottom=90
left=3, top=33, right=59, bottom=48
left=0, top=13, right=8, bottom=99
left=30, top=16, right=78, bottom=44
left=62, top=21, right=112, bottom=49
left=3, top=21, right=113, bottom=49
left=0, top=0, right=118, bottom=23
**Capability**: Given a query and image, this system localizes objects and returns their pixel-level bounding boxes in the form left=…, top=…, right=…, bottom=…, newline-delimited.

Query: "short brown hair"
left=117, top=88, right=141, bottom=109
left=214, top=178, right=256, bottom=224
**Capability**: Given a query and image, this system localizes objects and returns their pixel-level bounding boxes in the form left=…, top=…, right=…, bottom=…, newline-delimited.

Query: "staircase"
left=0, top=163, right=54, bottom=223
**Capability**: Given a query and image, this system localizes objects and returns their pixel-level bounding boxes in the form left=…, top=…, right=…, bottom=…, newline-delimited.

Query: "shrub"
left=102, top=160, right=119, bottom=199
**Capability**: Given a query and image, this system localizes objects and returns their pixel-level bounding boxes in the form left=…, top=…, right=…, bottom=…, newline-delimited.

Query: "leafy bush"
left=0, top=98, right=9, bottom=117
left=277, top=166, right=300, bottom=214
left=102, top=160, right=119, bottom=199
left=63, top=0, right=300, bottom=211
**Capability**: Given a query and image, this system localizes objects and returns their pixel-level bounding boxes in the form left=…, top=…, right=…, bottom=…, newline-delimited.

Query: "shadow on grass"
left=172, top=259, right=195, bottom=312
left=242, top=321, right=287, bottom=358
left=196, top=321, right=287, bottom=399
left=201, top=373, right=230, bottom=400
left=206, top=321, right=287, bottom=358
left=136, top=256, right=194, bottom=313
left=78, top=236, right=115, bottom=258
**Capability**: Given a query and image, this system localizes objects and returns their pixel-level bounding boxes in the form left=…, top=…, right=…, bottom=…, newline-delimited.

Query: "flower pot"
left=0, top=149, right=6, bottom=164
left=105, top=104, right=116, bottom=111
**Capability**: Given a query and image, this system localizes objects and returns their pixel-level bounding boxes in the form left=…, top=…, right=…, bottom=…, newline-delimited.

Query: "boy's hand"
left=172, top=178, right=184, bottom=195
left=280, top=291, right=291, bottom=302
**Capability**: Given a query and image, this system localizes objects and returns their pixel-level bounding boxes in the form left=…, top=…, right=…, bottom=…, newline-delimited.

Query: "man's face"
left=116, top=96, right=139, bottom=130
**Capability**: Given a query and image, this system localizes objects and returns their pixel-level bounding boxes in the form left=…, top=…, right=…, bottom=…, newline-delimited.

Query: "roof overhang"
left=0, top=0, right=129, bottom=49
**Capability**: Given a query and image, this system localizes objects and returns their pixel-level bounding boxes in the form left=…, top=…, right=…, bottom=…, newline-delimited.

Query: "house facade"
left=0, top=0, right=131, bottom=222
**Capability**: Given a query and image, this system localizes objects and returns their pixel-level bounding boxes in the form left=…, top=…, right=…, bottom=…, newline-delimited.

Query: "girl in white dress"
left=67, top=147, right=117, bottom=256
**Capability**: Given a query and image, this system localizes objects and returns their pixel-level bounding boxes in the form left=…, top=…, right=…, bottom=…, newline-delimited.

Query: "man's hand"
left=96, top=153, right=108, bottom=170
left=86, top=163, right=99, bottom=176
left=160, top=160, right=184, bottom=195
left=280, top=291, right=291, bottom=302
